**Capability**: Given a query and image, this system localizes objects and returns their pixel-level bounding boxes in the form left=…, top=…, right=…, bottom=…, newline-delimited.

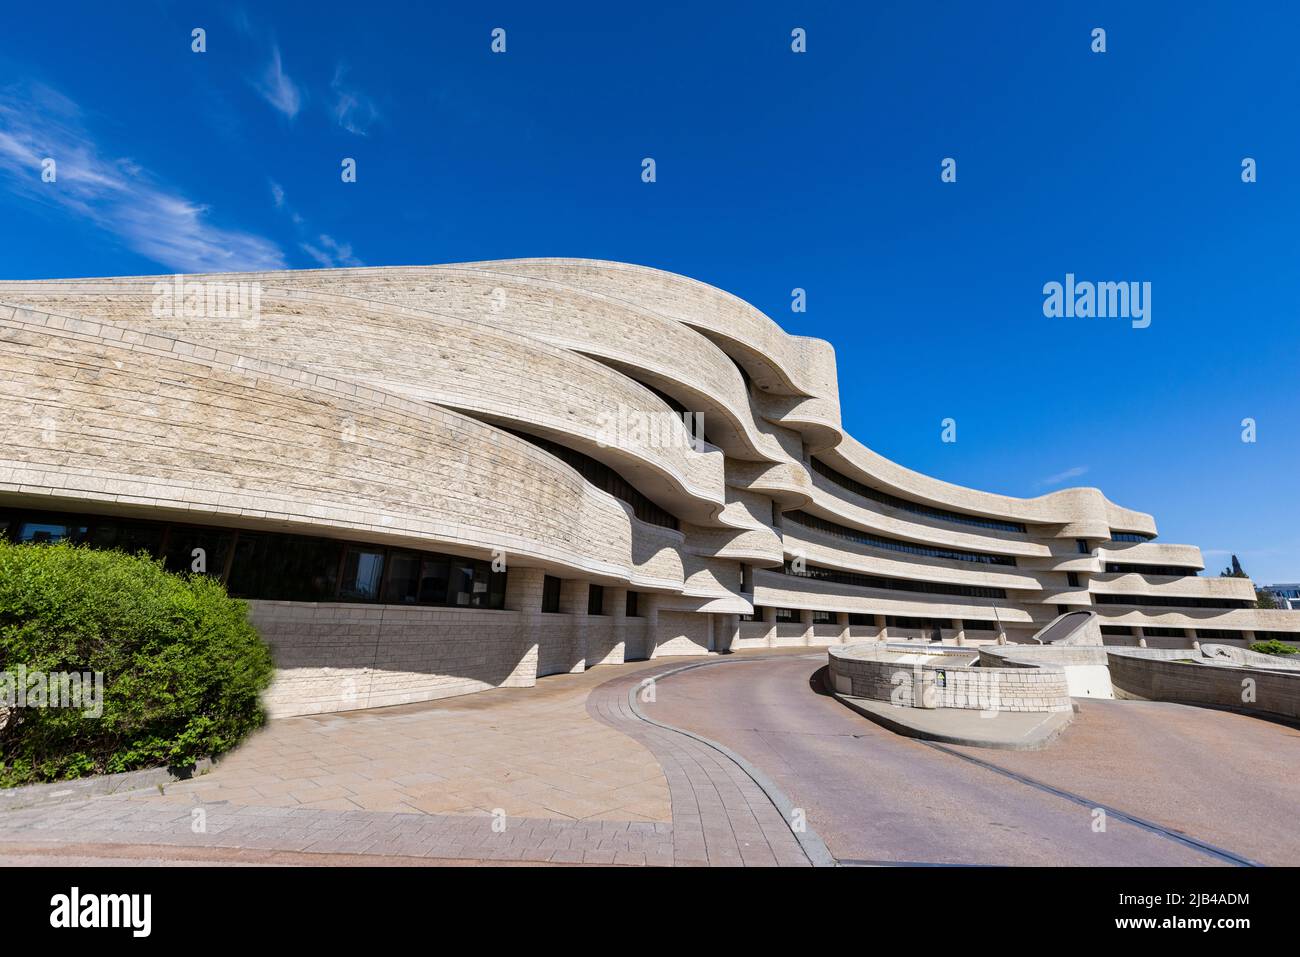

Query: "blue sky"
left=1, top=2, right=1297, bottom=581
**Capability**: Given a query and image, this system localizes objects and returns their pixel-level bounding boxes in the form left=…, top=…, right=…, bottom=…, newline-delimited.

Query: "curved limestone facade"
left=1, top=259, right=1295, bottom=716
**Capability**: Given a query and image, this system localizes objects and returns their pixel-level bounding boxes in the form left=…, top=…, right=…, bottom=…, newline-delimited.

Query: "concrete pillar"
left=762, top=605, right=777, bottom=648
left=501, top=566, right=545, bottom=688
left=600, top=586, right=627, bottom=666
left=557, top=578, right=588, bottom=673
left=953, top=618, right=966, bottom=647
left=716, top=613, right=739, bottom=653
left=837, top=611, right=850, bottom=645
left=874, top=613, right=887, bottom=642
left=800, top=608, right=815, bottom=647
left=633, top=592, right=659, bottom=661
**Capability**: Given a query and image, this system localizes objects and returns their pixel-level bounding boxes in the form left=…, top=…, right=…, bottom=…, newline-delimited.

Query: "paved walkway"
left=0, top=652, right=813, bottom=866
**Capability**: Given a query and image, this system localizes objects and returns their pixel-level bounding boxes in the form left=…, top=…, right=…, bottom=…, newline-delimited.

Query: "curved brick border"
left=588, top=656, right=835, bottom=867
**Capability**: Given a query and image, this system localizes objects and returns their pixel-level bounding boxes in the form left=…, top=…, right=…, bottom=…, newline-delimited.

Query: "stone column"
left=837, top=611, right=850, bottom=645
left=638, top=592, right=660, bottom=660
left=501, top=566, right=545, bottom=688
left=557, top=578, right=588, bottom=673
left=875, top=613, right=888, bottom=642
left=800, top=608, right=815, bottom=647
left=716, top=613, right=738, bottom=653
left=762, top=605, right=777, bottom=648
left=602, top=586, right=627, bottom=666
left=953, top=618, right=966, bottom=647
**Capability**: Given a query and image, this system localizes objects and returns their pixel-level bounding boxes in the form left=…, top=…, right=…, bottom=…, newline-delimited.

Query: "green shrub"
left=1250, top=639, right=1298, bottom=657
left=0, top=540, right=273, bottom=787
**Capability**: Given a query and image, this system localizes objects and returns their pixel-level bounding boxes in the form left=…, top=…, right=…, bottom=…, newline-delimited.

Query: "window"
left=1143, top=626, right=1185, bottom=638
left=1100, top=625, right=1133, bottom=636
left=847, top=613, right=874, bottom=626
left=626, top=590, right=640, bottom=618
left=382, top=551, right=424, bottom=604
left=785, top=560, right=1007, bottom=600
left=340, top=547, right=386, bottom=601
left=504, top=429, right=680, bottom=530
left=1076, top=539, right=1090, bottom=555
left=16, top=519, right=88, bottom=544
left=1095, top=594, right=1250, bottom=610
left=775, top=607, right=800, bottom=623
left=227, top=533, right=343, bottom=602
left=91, top=520, right=165, bottom=558
left=2, top=506, right=507, bottom=609
left=1057, top=604, right=1070, bottom=616
left=161, top=526, right=235, bottom=578
left=588, top=584, right=605, bottom=616
left=739, top=606, right=764, bottom=622
left=1110, top=532, right=1155, bottom=543
left=812, top=610, right=836, bottom=624
left=1196, top=629, right=1240, bottom=640
left=1105, top=563, right=1200, bottom=576
left=887, top=616, right=950, bottom=630
left=1067, top=572, right=1080, bottom=587
left=809, top=458, right=1027, bottom=533
left=961, top=620, right=997, bottom=632
left=784, top=510, right=1016, bottom=566
left=542, top=575, right=561, bottom=613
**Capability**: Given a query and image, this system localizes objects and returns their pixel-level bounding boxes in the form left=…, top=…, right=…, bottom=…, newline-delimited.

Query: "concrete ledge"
left=833, top=692, right=1074, bottom=751
left=0, top=759, right=213, bottom=813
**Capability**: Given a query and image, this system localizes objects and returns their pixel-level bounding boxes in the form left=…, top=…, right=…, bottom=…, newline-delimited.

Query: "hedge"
left=0, top=539, right=273, bottom=787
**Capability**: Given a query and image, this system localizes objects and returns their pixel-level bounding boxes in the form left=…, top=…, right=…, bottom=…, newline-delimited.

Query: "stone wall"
left=828, top=644, right=1072, bottom=714
left=1107, top=648, right=1300, bottom=722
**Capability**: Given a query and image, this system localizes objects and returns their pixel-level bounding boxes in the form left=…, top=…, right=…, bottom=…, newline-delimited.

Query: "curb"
left=831, top=692, right=1075, bottom=752
left=622, top=654, right=838, bottom=868
left=0, top=758, right=214, bottom=813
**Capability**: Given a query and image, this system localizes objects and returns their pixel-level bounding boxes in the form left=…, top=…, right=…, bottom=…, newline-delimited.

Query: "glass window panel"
left=448, top=562, right=475, bottom=606
left=383, top=552, right=422, bottom=604
left=418, top=559, right=451, bottom=604
left=340, top=548, right=385, bottom=601
left=160, top=526, right=233, bottom=577
left=17, top=521, right=89, bottom=544
left=89, top=520, right=164, bottom=558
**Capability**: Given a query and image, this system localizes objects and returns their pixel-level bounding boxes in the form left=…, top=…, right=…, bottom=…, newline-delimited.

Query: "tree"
left=1256, top=588, right=1279, bottom=610
left=1220, top=554, right=1247, bottom=578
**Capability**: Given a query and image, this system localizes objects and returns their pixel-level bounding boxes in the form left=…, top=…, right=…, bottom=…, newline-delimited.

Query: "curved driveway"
left=641, top=652, right=1300, bottom=866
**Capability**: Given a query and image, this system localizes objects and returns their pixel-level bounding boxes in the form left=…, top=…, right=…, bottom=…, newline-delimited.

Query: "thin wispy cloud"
left=270, top=181, right=361, bottom=267
left=1037, top=465, right=1089, bottom=488
left=253, top=46, right=303, bottom=119
left=301, top=234, right=363, bottom=268
left=330, top=64, right=379, bottom=135
left=0, top=81, right=285, bottom=272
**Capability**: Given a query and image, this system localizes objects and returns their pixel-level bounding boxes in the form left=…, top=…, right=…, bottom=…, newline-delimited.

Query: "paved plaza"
left=2, top=649, right=1296, bottom=867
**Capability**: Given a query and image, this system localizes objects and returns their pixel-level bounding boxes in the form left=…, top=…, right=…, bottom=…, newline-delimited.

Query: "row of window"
left=1094, top=594, right=1252, bottom=610
left=540, top=576, right=642, bottom=617
left=1104, top=563, right=1201, bottom=576
left=1100, top=626, right=1290, bottom=641
left=785, top=510, right=1017, bottom=566
left=740, top=608, right=999, bottom=630
left=0, top=508, right=508, bottom=609
left=784, top=560, right=1008, bottom=600
left=809, top=458, right=1028, bottom=534
left=1110, top=532, right=1156, bottom=543
left=504, top=428, right=680, bottom=530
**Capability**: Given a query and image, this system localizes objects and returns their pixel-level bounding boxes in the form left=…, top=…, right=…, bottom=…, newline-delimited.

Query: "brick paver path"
left=587, top=663, right=811, bottom=867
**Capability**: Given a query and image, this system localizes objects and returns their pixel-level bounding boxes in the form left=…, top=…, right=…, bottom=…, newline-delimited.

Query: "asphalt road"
left=642, top=653, right=1300, bottom=866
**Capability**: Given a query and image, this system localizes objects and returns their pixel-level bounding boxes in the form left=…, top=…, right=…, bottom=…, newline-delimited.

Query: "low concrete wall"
left=828, top=643, right=1072, bottom=714
left=251, top=601, right=540, bottom=717
left=1107, top=647, right=1300, bottom=722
